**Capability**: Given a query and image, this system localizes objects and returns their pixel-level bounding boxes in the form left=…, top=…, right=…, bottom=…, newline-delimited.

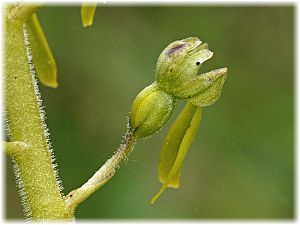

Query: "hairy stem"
left=64, top=130, right=136, bottom=217
left=7, top=3, right=40, bottom=23
left=4, top=7, right=70, bottom=220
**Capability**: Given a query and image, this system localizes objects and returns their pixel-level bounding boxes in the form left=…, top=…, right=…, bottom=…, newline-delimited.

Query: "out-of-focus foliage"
left=6, top=6, right=294, bottom=219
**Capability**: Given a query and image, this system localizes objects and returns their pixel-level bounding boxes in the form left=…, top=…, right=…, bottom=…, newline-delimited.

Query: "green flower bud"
left=154, top=37, right=228, bottom=107
left=155, top=37, right=213, bottom=93
left=130, top=83, right=175, bottom=138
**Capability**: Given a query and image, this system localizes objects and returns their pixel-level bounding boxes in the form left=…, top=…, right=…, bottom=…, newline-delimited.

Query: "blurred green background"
left=5, top=5, right=294, bottom=219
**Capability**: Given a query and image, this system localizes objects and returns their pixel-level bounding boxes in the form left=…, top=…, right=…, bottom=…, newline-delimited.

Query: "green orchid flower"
left=156, top=37, right=227, bottom=106
left=129, top=37, right=228, bottom=203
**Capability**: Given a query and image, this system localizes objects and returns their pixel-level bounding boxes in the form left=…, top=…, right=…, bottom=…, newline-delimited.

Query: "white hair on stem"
left=12, top=159, right=31, bottom=220
left=22, top=24, right=64, bottom=194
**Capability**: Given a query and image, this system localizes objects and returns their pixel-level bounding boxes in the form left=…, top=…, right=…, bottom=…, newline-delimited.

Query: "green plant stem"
left=64, top=131, right=137, bottom=217
left=7, top=3, right=40, bottom=23
left=4, top=7, right=70, bottom=220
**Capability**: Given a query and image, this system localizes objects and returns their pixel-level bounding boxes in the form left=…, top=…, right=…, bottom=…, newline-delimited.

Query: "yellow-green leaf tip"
left=26, top=13, right=58, bottom=88
left=81, top=4, right=97, bottom=27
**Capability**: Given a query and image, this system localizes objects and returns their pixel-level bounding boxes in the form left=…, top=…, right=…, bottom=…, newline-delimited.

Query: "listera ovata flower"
left=155, top=37, right=227, bottom=106
left=129, top=37, right=228, bottom=203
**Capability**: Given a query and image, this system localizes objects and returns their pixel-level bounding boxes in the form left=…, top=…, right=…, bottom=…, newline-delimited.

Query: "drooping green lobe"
left=151, top=103, right=202, bottom=203
left=158, top=102, right=198, bottom=188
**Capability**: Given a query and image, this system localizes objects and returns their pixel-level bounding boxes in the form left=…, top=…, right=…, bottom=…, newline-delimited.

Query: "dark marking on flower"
left=167, top=44, right=185, bottom=55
